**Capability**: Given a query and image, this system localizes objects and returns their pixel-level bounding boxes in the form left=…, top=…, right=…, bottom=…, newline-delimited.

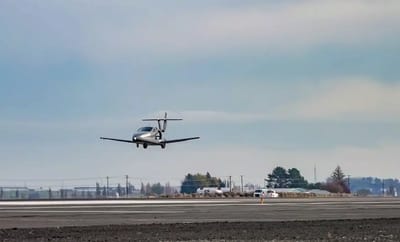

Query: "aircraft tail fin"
left=142, top=112, right=182, bottom=132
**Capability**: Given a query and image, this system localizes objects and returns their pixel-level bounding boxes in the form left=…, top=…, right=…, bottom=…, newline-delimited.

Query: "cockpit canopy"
left=137, top=126, right=154, bottom=132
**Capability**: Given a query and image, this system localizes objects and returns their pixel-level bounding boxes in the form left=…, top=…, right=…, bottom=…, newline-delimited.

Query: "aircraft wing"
left=100, top=137, right=135, bottom=143
left=162, top=137, right=200, bottom=144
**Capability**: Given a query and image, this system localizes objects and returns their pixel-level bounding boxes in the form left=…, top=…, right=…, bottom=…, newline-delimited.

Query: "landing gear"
left=161, top=144, right=166, bottom=149
left=136, top=143, right=139, bottom=148
left=143, top=143, right=148, bottom=149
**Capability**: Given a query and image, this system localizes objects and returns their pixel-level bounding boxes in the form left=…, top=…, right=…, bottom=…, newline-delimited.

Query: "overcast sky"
left=1, top=1, right=399, bottom=188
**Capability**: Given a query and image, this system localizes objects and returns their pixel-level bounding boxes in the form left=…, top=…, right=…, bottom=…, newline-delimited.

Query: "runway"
left=0, top=197, right=399, bottom=228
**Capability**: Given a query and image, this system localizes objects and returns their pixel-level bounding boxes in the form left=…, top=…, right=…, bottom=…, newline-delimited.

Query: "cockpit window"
left=137, top=127, right=153, bottom=132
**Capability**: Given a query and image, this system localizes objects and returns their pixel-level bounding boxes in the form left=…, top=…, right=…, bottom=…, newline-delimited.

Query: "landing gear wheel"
left=136, top=144, right=139, bottom=148
left=161, top=144, right=166, bottom=149
left=143, top=144, right=148, bottom=149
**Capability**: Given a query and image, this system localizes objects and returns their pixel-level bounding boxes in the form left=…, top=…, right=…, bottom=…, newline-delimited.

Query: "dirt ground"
left=0, top=218, right=399, bottom=241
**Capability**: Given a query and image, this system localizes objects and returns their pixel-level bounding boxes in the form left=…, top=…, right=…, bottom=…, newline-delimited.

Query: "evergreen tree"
left=267, top=166, right=310, bottom=188
left=180, top=172, right=225, bottom=194
left=181, top=173, right=200, bottom=194
left=151, top=183, right=164, bottom=195
left=326, top=165, right=350, bottom=193
left=267, top=166, right=290, bottom=188
left=288, top=168, right=308, bottom=188
left=331, top=166, right=346, bottom=182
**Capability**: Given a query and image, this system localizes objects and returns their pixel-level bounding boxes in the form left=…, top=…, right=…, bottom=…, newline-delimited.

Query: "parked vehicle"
left=196, top=187, right=229, bottom=195
left=264, top=189, right=279, bottom=198
left=253, top=189, right=279, bottom=198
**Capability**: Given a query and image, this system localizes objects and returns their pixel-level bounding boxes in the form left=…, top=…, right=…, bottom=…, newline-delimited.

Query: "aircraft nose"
left=132, top=133, right=143, bottom=140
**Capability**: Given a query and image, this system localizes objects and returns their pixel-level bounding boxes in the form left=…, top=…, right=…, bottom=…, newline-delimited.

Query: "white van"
left=253, top=189, right=279, bottom=198
left=253, top=189, right=268, bottom=197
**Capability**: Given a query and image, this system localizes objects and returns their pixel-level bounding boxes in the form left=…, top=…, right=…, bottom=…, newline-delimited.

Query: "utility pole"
left=106, top=176, right=109, bottom=197
left=240, top=175, right=244, bottom=193
left=125, top=175, right=129, bottom=197
left=347, top=175, right=351, bottom=192
left=382, top=179, right=385, bottom=197
left=229, top=176, right=232, bottom=192
left=314, top=164, right=317, bottom=183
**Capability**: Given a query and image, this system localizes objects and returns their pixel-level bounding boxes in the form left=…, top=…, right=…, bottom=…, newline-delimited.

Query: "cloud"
left=178, top=78, right=400, bottom=123
left=3, top=1, right=398, bottom=63
left=284, top=79, right=400, bottom=121
left=78, top=0, right=400, bottom=59
left=2, top=78, right=398, bottom=128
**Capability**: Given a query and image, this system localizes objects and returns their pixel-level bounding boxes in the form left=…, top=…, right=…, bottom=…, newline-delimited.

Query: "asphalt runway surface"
left=1, top=197, right=400, bottom=241
left=0, top=197, right=399, bottom=228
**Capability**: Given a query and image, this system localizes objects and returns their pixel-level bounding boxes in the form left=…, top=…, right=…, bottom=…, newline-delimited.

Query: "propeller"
left=162, top=112, right=167, bottom=132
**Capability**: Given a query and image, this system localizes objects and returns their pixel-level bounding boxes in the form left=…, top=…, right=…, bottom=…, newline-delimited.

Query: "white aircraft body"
left=100, top=113, right=199, bottom=149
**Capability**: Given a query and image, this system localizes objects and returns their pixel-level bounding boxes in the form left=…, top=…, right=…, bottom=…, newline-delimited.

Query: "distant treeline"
left=265, top=165, right=350, bottom=193
left=178, top=166, right=352, bottom=195
left=350, top=177, right=399, bottom=196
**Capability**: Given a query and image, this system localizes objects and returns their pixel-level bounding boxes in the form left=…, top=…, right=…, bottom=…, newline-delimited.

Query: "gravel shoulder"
left=1, top=218, right=399, bottom=241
